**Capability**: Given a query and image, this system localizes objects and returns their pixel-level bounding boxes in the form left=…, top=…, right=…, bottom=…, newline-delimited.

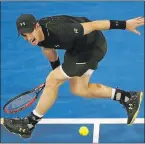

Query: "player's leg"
left=70, top=69, right=112, bottom=98
left=1, top=66, right=69, bottom=138
left=70, top=69, right=143, bottom=125
left=35, top=66, right=67, bottom=115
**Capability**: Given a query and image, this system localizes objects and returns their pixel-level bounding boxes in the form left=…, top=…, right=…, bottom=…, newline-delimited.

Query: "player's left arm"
left=51, top=17, right=144, bottom=42
left=81, top=17, right=144, bottom=35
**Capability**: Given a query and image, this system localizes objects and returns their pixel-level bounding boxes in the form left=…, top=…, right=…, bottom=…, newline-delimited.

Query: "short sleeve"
left=49, top=23, right=84, bottom=42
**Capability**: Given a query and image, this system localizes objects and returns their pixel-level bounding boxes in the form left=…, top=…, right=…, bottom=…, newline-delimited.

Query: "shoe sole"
left=1, top=118, right=30, bottom=138
left=1, top=118, right=17, bottom=135
left=128, top=91, right=143, bottom=126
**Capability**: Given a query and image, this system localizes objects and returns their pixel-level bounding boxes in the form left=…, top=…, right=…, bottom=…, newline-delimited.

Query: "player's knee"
left=88, top=83, right=104, bottom=96
left=70, top=87, right=80, bottom=96
left=70, top=85, right=87, bottom=96
left=45, top=72, right=60, bottom=88
left=45, top=79, right=58, bottom=89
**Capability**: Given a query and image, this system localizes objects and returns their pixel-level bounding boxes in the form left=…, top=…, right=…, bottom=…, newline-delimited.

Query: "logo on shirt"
left=54, top=45, right=60, bottom=48
left=74, top=28, right=78, bottom=34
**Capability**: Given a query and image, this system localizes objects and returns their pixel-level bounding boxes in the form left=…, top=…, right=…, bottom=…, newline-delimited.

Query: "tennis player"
left=1, top=14, right=144, bottom=138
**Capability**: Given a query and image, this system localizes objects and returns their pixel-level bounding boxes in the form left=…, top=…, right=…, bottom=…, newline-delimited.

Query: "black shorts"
left=62, top=32, right=107, bottom=77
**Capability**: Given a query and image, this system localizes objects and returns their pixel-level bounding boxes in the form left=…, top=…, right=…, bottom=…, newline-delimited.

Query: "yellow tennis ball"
left=79, top=126, right=89, bottom=136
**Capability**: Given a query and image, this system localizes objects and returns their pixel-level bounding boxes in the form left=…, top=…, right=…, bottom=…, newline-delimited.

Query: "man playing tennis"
left=1, top=14, right=144, bottom=138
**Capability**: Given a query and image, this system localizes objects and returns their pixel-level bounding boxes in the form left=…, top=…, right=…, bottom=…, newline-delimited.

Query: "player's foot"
left=1, top=117, right=34, bottom=138
left=121, top=91, right=143, bottom=125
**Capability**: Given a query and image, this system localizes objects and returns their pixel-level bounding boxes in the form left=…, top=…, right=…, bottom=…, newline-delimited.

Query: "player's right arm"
left=41, top=47, right=60, bottom=70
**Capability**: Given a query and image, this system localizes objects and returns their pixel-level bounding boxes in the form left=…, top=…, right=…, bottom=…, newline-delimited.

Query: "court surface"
left=1, top=1, right=144, bottom=143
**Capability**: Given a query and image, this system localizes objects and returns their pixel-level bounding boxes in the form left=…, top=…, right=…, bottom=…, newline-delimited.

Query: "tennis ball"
left=79, top=126, right=89, bottom=136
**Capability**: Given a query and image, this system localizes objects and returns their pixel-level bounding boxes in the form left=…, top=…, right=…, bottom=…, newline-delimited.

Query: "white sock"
left=111, top=88, right=116, bottom=99
left=33, top=110, right=43, bottom=118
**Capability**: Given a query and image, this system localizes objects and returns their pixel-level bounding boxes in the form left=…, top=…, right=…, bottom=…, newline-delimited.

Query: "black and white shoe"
left=121, top=91, right=143, bottom=125
left=1, top=117, right=34, bottom=138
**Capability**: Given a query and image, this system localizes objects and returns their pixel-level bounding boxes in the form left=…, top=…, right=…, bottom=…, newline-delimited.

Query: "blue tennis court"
left=1, top=1, right=144, bottom=143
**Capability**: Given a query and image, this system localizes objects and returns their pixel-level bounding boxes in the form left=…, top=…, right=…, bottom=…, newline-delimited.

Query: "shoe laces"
left=10, top=117, right=28, bottom=125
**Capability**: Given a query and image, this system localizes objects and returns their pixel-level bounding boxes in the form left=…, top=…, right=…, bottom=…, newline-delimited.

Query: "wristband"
left=110, top=20, right=126, bottom=30
left=49, top=57, right=60, bottom=70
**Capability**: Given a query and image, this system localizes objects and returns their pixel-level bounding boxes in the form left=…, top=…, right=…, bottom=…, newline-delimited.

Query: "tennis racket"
left=3, top=83, right=45, bottom=114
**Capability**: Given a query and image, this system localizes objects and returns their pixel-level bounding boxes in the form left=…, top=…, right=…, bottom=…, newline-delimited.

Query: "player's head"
left=16, top=14, right=44, bottom=45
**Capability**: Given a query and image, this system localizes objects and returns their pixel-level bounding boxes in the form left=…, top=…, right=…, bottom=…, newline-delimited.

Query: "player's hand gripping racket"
left=3, top=83, right=45, bottom=114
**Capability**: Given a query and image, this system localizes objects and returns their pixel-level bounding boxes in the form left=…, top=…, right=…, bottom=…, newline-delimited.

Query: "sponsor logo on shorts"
left=76, top=62, right=86, bottom=65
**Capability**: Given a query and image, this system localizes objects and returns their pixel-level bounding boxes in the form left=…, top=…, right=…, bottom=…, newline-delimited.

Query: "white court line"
left=38, top=118, right=144, bottom=124
left=0, top=118, right=144, bottom=124
left=93, top=123, right=100, bottom=144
